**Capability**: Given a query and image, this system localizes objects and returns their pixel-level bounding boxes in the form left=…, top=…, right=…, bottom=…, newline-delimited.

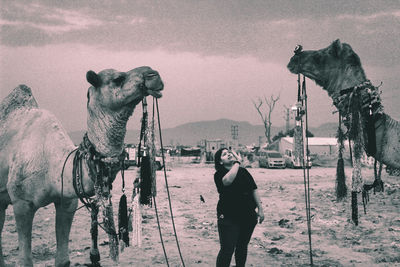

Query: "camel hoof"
left=56, top=260, right=71, bottom=267
left=84, top=263, right=102, bottom=267
left=89, top=250, right=101, bottom=267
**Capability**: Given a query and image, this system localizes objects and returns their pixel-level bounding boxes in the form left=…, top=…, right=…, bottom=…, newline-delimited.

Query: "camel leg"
left=13, top=199, right=36, bottom=267
left=89, top=204, right=101, bottom=267
left=0, top=203, right=7, bottom=267
left=54, top=198, right=78, bottom=267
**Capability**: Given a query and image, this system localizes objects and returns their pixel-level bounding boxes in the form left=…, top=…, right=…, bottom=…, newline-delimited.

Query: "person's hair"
left=214, top=148, right=228, bottom=172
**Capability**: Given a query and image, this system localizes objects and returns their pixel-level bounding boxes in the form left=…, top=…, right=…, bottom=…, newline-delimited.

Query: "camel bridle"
left=334, top=80, right=385, bottom=157
left=336, top=80, right=387, bottom=209
left=72, top=133, right=126, bottom=208
left=336, top=81, right=384, bottom=119
left=71, top=133, right=127, bottom=263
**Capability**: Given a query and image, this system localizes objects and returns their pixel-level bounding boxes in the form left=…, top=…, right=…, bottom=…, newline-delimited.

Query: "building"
left=270, top=136, right=374, bottom=167
left=277, top=137, right=342, bottom=156
left=202, top=139, right=239, bottom=154
left=201, top=139, right=239, bottom=162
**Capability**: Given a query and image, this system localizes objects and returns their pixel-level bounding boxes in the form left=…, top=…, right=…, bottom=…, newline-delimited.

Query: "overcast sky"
left=1, top=0, right=399, bottom=132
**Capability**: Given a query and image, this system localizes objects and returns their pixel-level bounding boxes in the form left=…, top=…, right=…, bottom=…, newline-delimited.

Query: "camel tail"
left=0, top=85, right=39, bottom=121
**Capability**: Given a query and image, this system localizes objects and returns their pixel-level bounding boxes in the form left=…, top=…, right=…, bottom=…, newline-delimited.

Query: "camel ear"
left=331, top=39, right=343, bottom=58
left=86, top=70, right=102, bottom=88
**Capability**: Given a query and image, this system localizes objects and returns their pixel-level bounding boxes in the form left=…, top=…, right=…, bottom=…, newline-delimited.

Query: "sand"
left=2, top=164, right=400, bottom=266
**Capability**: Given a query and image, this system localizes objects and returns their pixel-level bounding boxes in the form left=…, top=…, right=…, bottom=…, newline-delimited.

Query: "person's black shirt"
left=214, top=167, right=257, bottom=221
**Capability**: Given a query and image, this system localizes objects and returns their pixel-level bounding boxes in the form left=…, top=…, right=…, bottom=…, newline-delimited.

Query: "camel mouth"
left=143, top=70, right=163, bottom=98
left=288, top=65, right=299, bottom=74
left=287, top=56, right=301, bottom=74
left=147, top=88, right=163, bottom=98
left=145, top=73, right=158, bottom=78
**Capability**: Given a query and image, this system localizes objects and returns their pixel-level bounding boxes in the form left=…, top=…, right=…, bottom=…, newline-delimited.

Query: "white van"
left=284, top=149, right=312, bottom=168
left=259, top=150, right=286, bottom=169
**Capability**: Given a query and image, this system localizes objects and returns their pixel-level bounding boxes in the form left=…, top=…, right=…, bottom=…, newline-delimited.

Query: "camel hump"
left=0, top=85, right=39, bottom=121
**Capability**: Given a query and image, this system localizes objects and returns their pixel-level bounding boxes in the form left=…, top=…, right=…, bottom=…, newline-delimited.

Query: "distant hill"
left=68, top=119, right=338, bottom=146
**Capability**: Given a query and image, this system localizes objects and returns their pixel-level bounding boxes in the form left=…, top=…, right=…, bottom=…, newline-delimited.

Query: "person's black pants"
left=216, top=214, right=257, bottom=267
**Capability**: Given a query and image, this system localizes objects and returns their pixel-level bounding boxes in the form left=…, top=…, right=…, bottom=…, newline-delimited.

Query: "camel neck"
left=326, top=65, right=366, bottom=99
left=87, top=106, right=133, bottom=157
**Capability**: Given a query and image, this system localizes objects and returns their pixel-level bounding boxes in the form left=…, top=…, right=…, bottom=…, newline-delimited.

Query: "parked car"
left=259, top=150, right=286, bottom=169
left=283, top=149, right=312, bottom=169
left=124, top=146, right=137, bottom=168
left=124, top=145, right=163, bottom=170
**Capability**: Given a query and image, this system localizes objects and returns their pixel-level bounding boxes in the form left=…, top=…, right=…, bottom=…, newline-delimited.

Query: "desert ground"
left=2, top=162, right=400, bottom=267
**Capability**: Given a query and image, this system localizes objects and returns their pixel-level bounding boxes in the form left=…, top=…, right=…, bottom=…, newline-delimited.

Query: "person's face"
left=219, top=149, right=234, bottom=166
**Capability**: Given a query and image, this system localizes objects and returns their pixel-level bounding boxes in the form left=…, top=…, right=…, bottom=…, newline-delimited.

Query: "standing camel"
left=0, top=67, right=163, bottom=266
left=287, top=39, right=400, bottom=170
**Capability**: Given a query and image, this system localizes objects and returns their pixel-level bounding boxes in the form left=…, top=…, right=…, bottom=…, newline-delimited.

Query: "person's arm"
left=222, top=162, right=240, bottom=186
left=221, top=150, right=242, bottom=186
left=252, top=189, right=264, bottom=223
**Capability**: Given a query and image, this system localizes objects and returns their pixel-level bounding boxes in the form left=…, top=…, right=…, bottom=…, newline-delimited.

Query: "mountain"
left=68, top=119, right=338, bottom=146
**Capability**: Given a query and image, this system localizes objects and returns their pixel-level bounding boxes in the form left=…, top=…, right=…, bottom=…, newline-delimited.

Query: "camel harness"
left=71, top=132, right=127, bottom=265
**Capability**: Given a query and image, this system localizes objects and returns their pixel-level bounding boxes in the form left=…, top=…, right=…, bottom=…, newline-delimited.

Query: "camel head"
left=86, top=67, right=163, bottom=109
left=86, top=66, right=163, bottom=156
left=287, top=39, right=366, bottom=97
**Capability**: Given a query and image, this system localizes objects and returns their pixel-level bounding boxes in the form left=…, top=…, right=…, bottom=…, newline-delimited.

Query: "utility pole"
left=231, top=125, right=239, bottom=150
left=231, top=125, right=238, bottom=140
left=292, top=104, right=303, bottom=168
left=283, top=105, right=291, bottom=133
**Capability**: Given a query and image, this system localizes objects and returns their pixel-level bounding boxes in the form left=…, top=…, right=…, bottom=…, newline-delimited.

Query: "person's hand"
left=230, top=150, right=242, bottom=163
left=257, top=207, right=264, bottom=224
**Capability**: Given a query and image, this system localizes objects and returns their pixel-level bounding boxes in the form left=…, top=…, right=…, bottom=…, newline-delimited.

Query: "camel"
left=0, top=66, right=163, bottom=266
left=287, top=39, right=400, bottom=171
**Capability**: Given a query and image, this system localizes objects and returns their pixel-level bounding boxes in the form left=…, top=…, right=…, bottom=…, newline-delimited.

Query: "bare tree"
left=253, top=94, right=280, bottom=144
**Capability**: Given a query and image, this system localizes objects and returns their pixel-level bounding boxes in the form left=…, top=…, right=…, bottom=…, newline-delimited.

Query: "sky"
left=1, top=0, right=399, bottom=132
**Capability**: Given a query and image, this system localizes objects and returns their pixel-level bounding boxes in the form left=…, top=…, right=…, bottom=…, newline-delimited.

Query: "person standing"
left=214, top=148, right=264, bottom=267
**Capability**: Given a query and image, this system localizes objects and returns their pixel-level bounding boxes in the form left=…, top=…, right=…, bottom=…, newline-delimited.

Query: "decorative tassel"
left=140, top=155, right=152, bottom=205
left=118, top=193, right=129, bottom=249
left=366, top=111, right=376, bottom=156
left=103, top=196, right=119, bottom=262
left=131, top=195, right=142, bottom=247
left=128, top=179, right=139, bottom=233
left=373, top=160, right=384, bottom=193
left=351, top=191, right=358, bottom=226
left=149, top=109, right=157, bottom=199
left=89, top=204, right=100, bottom=266
left=336, top=114, right=347, bottom=200
left=336, top=158, right=347, bottom=200
left=348, top=96, right=364, bottom=225
left=351, top=139, right=363, bottom=226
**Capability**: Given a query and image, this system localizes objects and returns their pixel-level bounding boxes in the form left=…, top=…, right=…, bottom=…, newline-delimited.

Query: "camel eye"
left=113, top=75, right=126, bottom=87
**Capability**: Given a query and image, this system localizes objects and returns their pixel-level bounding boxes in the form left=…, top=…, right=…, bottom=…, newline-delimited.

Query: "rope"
left=298, top=74, right=313, bottom=266
left=156, top=98, right=186, bottom=267
left=60, top=148, right=78, bottom=209
left=293, top=49, right=313, bottom=265
left=152, top=195, right=170, bottom=267
left=148, top=97, right=170, bottom=266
